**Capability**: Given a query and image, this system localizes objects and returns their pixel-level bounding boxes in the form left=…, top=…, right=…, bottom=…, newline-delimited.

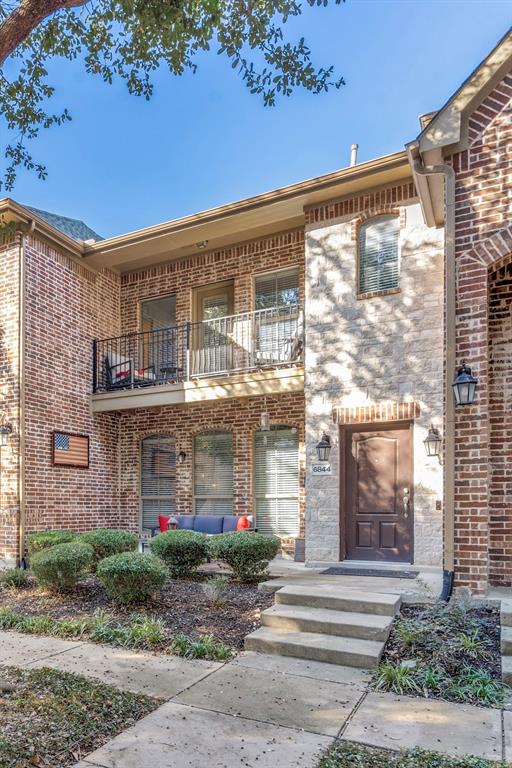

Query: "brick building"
left=0, top=29, right=511, bottom=594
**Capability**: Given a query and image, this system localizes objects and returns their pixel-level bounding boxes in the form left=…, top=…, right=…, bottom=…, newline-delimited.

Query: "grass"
left=373, top=600, right=506, bottom=707
left=0, top=665, right=157, bottom=768
left=0, top=606, right=232, bottom=661
left=319, top=742, right=509, bottom=768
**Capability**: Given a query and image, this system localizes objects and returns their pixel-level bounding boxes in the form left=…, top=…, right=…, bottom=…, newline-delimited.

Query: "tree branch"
left=0, top=0, right=86, bottom=65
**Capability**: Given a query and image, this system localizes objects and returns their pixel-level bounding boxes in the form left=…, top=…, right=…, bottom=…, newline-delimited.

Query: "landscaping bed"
left=374, top=600, right=505, bottom=707
left=0, top=665, right=157, bottom=768
left=320, top=741, right=507, bottom=768
left=0, top=573, right=273, bottom=653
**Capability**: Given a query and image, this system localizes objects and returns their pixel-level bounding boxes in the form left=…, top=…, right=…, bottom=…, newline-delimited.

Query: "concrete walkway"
left=0, top=631, right=509, bottom=766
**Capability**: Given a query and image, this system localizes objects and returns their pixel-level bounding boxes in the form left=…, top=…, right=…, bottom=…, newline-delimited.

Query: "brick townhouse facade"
left=0, top=28, right=511, bottom=594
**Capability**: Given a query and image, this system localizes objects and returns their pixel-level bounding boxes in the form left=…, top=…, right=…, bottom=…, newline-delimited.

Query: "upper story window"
left=141, top=294, right=176, bottom=332
left=255, top=268, right=299, bottom=310
left=358, top=215, right=400, bottom=295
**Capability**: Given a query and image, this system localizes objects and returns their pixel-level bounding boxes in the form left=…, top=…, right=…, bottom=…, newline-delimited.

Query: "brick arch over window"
left=454, top=224, right=512, bottom=592
left=350, top=206, right=406, bottom=241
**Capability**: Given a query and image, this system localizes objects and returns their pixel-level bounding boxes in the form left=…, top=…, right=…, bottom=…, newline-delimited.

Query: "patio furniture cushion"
left=159, top=515, right=170, bottom=533
left=175, top=515, right=195, bottom=530
left=221, top=516, right=238, bottom=533
left=193, top=515, right=224, bottom=535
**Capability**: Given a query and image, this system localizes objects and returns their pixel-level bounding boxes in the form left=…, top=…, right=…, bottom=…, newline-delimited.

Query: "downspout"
left=411, top=151, right=456, bottom=601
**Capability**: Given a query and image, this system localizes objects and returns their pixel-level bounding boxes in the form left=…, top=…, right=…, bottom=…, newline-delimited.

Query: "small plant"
left=455, top=630, right=492, bottom=659
left=171, top=633, right=231, bottom=661
left=97, top=551, right=168, bottom=604
left=27, top=530, right=77, bottom=557
left=31, top=541, right=94, bottom=592
left=416, top=666, right=446, bottom=694
left=202, top=575, right=229, bottom=606
left=128, top=614, right=168, bottom=647
left=394, top=620, right=426, bottom=649
left=0, top=568, right=28, bottom=589
left=374, top=662, right=421, bottom=695
left=79, top=529, right=138, bottom=569
left=445, top=666, right=504, bottom=707
left=208, top=531, right=280, bottom=582
left=149, top=530, right=208, bottom=578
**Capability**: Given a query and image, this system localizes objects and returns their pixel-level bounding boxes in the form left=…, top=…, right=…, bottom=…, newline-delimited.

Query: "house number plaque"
left=312, top=463, right=332, bottom=475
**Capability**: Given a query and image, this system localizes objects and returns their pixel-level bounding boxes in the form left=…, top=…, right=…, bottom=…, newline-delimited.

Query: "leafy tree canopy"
left=0, top=0, right=344, bottom=191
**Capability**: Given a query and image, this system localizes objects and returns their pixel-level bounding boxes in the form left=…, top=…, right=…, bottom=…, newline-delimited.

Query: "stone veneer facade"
left=303, top=187, right=445, bottom=566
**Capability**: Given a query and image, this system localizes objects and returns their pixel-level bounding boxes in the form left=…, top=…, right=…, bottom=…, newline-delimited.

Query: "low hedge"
left=0, top=568, right=28, bottom=589
left=79, top=529, right=138, bottom=569
left=149, top=530, right=208, bottom=577
left=97, top=552, right=168, bottom=604
left=27, top=530, right=77, bottom=557
left=208, top=532, right=280, bottom=582
left=31, top=541, right=94, bottom=592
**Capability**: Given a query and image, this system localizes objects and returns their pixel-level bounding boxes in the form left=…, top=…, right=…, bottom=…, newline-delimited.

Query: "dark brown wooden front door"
left=344, top=422, right=413, bottom=562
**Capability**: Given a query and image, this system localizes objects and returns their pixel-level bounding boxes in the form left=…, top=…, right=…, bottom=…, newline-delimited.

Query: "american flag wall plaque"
left=52, top=431, right=89, bottom=468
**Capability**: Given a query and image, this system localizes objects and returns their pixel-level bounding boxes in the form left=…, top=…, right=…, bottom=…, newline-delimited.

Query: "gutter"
left=409, top=144, right=456, bottom=600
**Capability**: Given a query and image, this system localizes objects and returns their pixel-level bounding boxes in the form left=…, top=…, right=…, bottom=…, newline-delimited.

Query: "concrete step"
left=244, top=627, right=384, bottom=669
left=501, top=600, right=512, bottom=628
left=503, top=655, right=512, bottom=686
left=275, top=584, right=401, bottom=617
left=501, top=626, right=512, bottom=655
left=261, top=604, right=393, bottom=641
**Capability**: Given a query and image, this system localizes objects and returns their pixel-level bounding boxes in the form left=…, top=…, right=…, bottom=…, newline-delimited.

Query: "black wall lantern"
left=423, top=424, right=441, bottom=458
left=177, top=450, right=186, bottom=464
left=0, top=423, right=12, bottom=447
left=452, top=361, right=478, bottom=406
left=315, top=433, right=332, bottom=462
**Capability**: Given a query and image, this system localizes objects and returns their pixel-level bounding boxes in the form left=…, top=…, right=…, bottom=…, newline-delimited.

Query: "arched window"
left=254, top=425, right=299, bottom=536
left=140, top=435, right=176, bottom=531
left=359, top=215, right=400, bottom=294
left=194, top=431, right=233, bottom=515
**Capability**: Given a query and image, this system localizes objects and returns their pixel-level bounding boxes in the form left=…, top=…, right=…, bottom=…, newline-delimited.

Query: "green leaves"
left=0, top=0, right=345, bottom=190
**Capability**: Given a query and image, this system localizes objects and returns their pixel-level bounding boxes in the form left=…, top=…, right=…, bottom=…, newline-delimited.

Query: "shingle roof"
left=25, top=206, right=103, bottom=242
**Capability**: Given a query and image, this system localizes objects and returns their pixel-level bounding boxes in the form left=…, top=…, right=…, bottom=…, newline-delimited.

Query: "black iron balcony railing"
left=93, top=304, right=303, bottom=393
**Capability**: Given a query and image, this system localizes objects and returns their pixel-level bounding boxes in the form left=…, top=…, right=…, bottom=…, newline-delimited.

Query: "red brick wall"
left=120, top=229, right=304, bottom=332
left=0, top=237, right=21, bottom=564
left=118, top=392, right=305, bottom=549
left=449, top=70, right=512, bottom=591
left=23, top=236, right=122, bottom=544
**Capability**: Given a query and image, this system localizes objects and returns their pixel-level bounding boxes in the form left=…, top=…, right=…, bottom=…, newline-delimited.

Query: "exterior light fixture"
left=196, top=240, right=208, bottom=249
left=315, top=432, right=332, bottom=462
left=423, top=424, right=441, bottom=458
left=260, top=412, right=270, bottom=431
left=177, top=451, right=186, bottom=464
left=452, top=361, right=478, bottom=406
left=0, top=423, right=12, bottom=447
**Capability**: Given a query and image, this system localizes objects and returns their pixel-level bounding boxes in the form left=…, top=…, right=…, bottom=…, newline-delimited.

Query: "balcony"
left=91, top=305, right=304, bottom=412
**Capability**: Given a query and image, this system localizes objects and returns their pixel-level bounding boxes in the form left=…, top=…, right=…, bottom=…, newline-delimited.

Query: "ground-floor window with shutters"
left=254, top=425, right=299, bottom=536
left=194, top=430, right=233, bottom=515
left=140, top=435, right=176, bottom=531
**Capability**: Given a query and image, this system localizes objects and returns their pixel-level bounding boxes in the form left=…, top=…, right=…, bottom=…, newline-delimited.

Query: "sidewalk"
left=0, top=631, right=508, bottom=767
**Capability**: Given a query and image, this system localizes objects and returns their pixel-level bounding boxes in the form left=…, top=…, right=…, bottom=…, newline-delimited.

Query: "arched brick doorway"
left=455, top=229, right=512, bottom=592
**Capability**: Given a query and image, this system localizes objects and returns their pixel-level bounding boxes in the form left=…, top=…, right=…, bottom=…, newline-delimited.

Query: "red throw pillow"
left=159, top=515, right=170, bottom=533
left=236, top=516, right=251, bottom=531
left=115, top=369, right=129, bottom=379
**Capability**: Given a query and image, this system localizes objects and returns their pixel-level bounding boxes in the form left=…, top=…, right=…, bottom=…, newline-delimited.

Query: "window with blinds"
left=359, top=215, right=400, bottom=295
left=254, top=426, right=299, bottom=536
left=194, top=431, right=233, bottom=515
left=255, top=269, right=299, bottom=310
left=140, top=435, right=176, bottom=531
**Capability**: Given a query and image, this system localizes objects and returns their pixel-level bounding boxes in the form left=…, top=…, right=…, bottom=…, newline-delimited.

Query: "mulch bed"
left=376, top=600, right=504, bottom=707
left=0, top=665, right=158, bottom=768
left=0, top=574, right=273, bottom=650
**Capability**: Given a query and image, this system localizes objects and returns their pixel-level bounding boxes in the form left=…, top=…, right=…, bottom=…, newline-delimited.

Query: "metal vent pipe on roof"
left=350, top=144, right=359, bottom=167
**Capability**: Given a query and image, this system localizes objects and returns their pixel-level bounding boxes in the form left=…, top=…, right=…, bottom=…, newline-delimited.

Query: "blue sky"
left=8, top=0, right=512, bottom=238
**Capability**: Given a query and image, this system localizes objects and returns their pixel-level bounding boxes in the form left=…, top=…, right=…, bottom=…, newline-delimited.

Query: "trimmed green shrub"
left=79, top=529, right=138, bottom=569
left=208, top=532, right=280, bottom=582
left=97, top=552, right=168, bottom=604
left=149, top=530, right=208, bottom=577
left=0, top=568, right=28, bottom=589
left=31, top=541, right=94, bottom=592
left=27, top=530, right=77, bottom=557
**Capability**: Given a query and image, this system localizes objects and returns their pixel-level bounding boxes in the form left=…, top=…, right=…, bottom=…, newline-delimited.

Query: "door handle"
left=402, top=490, right=410, bottom=518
